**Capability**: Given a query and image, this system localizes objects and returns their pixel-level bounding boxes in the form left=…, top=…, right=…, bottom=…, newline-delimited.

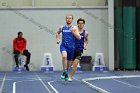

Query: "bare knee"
left=62, top=55, right=67, bottom=60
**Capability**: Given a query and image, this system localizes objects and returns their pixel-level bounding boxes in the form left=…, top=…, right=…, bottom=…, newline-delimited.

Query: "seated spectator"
left=13, top=32, right=31, bottom=71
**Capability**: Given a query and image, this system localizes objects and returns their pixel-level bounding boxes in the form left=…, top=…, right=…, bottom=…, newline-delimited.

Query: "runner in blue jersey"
left=68, top=18, right=88, bottom=82
left=56, top=14, right=81, bottom=80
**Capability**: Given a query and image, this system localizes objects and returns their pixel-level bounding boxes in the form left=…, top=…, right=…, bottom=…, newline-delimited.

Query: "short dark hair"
left=77, top=18, right=85, bottom=24
left=18, top=32, right=23, bottom=35
left=66, top=14, right=73, bottom=20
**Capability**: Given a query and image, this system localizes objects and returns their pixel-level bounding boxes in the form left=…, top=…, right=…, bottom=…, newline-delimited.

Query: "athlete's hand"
left=57, top=41, right=60, bottom=44
left=56, top=40, right=60, bottom=44
left=56, top=38, right=60, bottom=44
left=70, top=27, right=74, bottom=32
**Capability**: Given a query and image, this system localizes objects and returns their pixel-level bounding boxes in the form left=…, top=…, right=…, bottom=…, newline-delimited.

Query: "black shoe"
left=64, top=74, right=68, bottom=81
left=61, top=72, right=66, bottom=79
left=24, top=65, right=29, bottom=71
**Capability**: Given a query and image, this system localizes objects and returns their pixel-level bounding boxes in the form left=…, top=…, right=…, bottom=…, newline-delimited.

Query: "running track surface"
left=0, top=71, right=140, bottom=93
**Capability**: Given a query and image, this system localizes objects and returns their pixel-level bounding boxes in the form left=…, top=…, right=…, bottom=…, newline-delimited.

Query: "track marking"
left=112, top=78, right=140, bottom=89
left=0, top=73, right=7, bottom=93
left=48, top=81, right=59, bottom=93
left=35, top=73, right=52, bottom=93
left=13, top=82, right=16, bottom=93
left=73, top=77, right=109, bottom=93
left=12, top=79, right=38, bottom=93
left=81, top=75, right=140, bottom=93
left=83, top=75, right=140, bottom=81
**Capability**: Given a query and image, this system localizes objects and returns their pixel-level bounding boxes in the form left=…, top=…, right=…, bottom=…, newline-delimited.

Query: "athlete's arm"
left=84, top=31, right=88, bottom=50
left=71, top=26, right=81, bottom=40
left=56, top=26, right=61, bottom=44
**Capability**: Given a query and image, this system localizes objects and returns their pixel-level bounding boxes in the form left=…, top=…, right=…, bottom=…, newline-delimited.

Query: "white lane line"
left=12, top=79, right=39, bottom=93
left=13, top=82, right=16, bottom=93
left=0, top=78, right=14, bottom=80
left=83, top=75, right=140, bottom=81
left=48, top=81, right=59, bottom=93
left=35, top=73, right=52, bottom=93
left=81, top=75, right=140, bottom=93
left=82, top=80, right=109, bottom=93
left=0, top=73, right=7, bottom=93
left=112, top=78, right=140, bottom=89
left=73, top=77, right=109, bottom=93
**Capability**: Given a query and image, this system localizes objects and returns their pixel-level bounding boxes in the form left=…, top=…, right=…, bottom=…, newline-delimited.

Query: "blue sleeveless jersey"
left=75, top=30, right=85, bottom=50
left=61, top=25, right=75, bottom=49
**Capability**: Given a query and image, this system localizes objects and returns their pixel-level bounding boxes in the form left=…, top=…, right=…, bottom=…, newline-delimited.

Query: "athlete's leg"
left=69, top=58, right=80, bottom=78
left=68, top=49, right=82, bottom=82
left=60, top=45, right=68, bottom=79
left=62, top=51, right=67, bottom=72
left=67, top=48, right=75, bottom=69
left=67, top=61, right=73, bottom=70
left=65, top=48, right=75, bottom=81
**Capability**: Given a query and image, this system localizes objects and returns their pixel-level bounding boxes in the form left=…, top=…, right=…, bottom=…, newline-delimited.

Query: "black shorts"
left=73, top=49, right=83, bottom=60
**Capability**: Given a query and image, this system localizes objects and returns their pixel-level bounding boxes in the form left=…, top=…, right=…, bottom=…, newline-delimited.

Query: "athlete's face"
left=77, top=21, right=85, bottom=29
left=66, top=16, right=73, bottom=25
